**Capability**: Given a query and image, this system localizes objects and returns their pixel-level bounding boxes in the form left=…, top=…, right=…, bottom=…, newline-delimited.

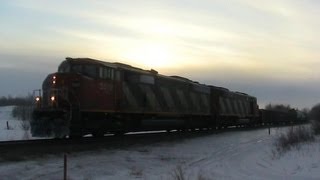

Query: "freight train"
left=31, top=57, right=306, bottom=138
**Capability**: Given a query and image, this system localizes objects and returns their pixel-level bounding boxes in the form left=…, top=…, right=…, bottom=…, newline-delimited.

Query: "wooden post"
left=64, top=154, right=67, bottom=180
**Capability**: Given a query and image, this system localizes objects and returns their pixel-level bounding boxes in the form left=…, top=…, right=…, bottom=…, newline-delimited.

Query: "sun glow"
left=125, top=43, right=175, bottom=68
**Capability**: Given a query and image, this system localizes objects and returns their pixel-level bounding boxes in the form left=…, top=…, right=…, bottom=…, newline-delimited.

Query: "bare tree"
left=265, top=103, right=292, bottom=112
left=309, top=104, right=320, bottom=134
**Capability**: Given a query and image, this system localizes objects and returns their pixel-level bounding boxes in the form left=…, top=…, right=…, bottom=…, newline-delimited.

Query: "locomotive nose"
left=39, top=73, right=73, bottom=108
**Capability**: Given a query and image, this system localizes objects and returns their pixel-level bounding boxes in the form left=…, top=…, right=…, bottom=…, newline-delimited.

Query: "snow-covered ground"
left=0, top=106, right=32, bottom=141
left=0, top=106, right=320, bottom=179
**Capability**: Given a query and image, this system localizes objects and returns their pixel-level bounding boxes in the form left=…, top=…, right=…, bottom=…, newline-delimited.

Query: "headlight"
left=53, top=76, right=56, bottom=84
left=51, top=96, right=55, bottom=101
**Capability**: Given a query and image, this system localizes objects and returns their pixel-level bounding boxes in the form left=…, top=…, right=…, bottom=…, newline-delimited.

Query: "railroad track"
left=0, top=130, right=218, bottom=162
left=0, top=124, right=306, bottom=162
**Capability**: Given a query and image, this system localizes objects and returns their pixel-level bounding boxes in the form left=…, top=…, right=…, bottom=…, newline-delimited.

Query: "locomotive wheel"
left=92, top=132, right=104, bottom=138
left=69, top=129, right=83, bottom=138
left=69, top=135, right=82, bottom=139
left=113, top=131, right=125, bottom=136
left=53, top=118, right=69, bottom=138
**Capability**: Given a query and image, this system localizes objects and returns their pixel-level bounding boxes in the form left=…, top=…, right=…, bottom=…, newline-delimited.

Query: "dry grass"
left=20, top=120, right=30, bottom=131
left=171, top=166, right=213, bottom=180
left=274, top=126, right=314, bottom=156
left=171, top=166, right=186, bottom=180
left=129, top=167, right=143, bottom=178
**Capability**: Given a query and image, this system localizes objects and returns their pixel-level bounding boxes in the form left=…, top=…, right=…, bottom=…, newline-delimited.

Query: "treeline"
left=265, top=103, right=309, bottom=114
left=0, top=95, right=34, bottom=120
left=0, top=95, right=33, bottom=106
left=265, top=104, right=292, bottom=112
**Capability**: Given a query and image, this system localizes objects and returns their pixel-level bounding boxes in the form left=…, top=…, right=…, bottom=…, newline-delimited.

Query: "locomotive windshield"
left=58, top=60, right=97, bottom=78
left=58, top=60, right=113, bottom=79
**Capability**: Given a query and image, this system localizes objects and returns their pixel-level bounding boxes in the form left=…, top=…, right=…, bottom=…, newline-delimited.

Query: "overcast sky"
left=1, top=0, right=320, bottom=109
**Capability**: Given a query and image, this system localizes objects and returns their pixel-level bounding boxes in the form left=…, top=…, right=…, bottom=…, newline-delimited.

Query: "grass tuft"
left=171, top=165, right=186, bottom=180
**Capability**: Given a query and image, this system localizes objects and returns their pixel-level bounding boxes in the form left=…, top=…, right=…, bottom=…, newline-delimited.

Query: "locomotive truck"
left=31, top=57, right=261, bottom=138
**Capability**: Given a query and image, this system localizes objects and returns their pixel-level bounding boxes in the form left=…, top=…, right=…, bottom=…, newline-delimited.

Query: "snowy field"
left=0, top=106, right=320, bottom=179
left=0, top=106, right=33, bottom=141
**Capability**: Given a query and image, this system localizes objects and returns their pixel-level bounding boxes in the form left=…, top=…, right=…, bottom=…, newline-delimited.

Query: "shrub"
left=310, top=104, right=320, bottom=134
left=12, top=106, right=33, bottom=121
left=20, top=120, right=30, bottom=131
left=274, top=126, right=314, bottom=155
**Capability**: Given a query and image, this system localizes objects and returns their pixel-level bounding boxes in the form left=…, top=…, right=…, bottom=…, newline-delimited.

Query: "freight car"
left=31, top=57, right=297, bottom=138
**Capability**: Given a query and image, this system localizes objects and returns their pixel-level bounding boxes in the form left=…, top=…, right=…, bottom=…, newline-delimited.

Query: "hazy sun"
left=125, top=43, right=173, bottom=68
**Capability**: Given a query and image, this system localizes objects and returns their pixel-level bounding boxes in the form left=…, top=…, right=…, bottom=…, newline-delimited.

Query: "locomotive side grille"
left=139, top=84, right=161, bottom=111
left=122, top=82, right=139, bottom=109
left=160, top=87, right=175, bottom=110
left=190, top=92, right=200, bottom=112
left=238, top=100, right=245, bottom=117
left=176, top=89, right=188, bottom=110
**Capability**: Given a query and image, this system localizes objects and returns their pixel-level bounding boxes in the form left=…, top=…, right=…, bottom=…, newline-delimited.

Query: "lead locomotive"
left=32, top=57, right=302, bottom=138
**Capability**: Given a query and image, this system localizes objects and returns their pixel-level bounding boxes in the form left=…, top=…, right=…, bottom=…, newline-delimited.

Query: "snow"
left=0, top=106, right=320, bottom=179
left=0, top=106, right=32, bottom=141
